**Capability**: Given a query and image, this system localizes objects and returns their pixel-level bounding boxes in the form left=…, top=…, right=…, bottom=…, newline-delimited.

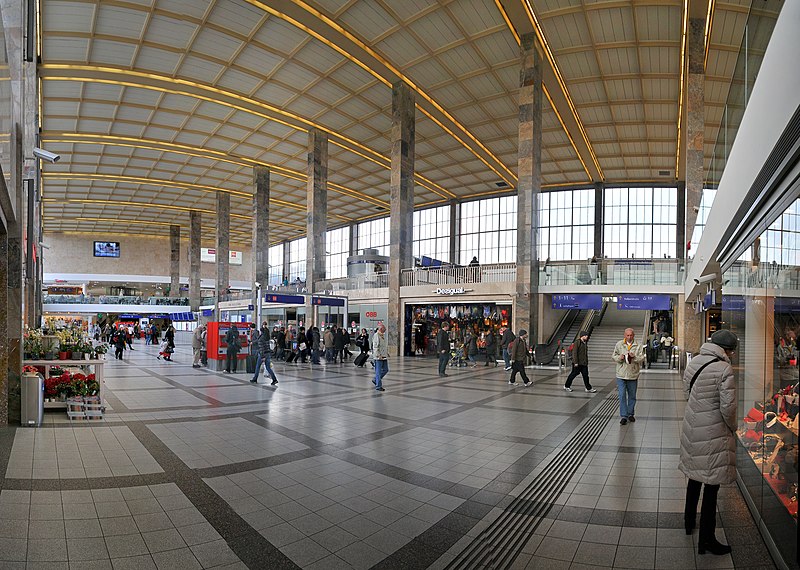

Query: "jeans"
left=502, top=347, right=511, bottom=368
left=252, top=353, right=278, bottom=383
left=510, top=361, right=529, bottom=384
left=438, top=351, right=450, bottom=375
left=374, top=359, right=388, bottom=389
left=616, top=378, right=638, bottom=417
left=685, top=479, right=719, bottom=541
left=565, top=365, right=592, bottom=389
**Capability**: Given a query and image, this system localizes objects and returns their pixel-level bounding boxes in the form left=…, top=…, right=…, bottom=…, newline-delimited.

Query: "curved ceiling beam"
left=246, top=0, right=518, bottom=189
left=40, top=65, right=454, bottom=200
left=40, top=132, right=391, bottom=209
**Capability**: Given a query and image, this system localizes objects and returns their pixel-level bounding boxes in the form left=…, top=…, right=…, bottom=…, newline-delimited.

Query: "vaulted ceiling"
left=39, top=0, right=768, bottom=245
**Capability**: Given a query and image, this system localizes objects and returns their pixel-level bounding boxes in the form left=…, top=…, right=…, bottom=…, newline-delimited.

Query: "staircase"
left=585, top=310, right=647, bottom=369
left=561, top=309, right=588, bottom=348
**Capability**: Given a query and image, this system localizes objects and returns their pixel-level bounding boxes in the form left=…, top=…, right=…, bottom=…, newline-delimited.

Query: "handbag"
left=299, top=342, right=307, bottom=351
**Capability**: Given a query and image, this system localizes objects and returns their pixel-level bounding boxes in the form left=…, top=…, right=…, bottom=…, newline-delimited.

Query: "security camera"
left=694, top=273, right=717, bottom=285
left=254, top=281, right=261, bottom=288
left=33, top=147, right=60, bottom=163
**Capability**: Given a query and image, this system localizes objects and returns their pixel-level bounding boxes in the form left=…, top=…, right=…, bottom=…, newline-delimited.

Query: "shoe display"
left=585, top=388, right=597, bottom=392
left=564, top=386, right=573, bottom=392
left=620, top=417, right=628, bottom=425
left=628, top=415, right=636, bottom=422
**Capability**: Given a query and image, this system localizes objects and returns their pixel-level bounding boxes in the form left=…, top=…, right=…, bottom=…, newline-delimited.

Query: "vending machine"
left=206, top=322, right=252, bottom=372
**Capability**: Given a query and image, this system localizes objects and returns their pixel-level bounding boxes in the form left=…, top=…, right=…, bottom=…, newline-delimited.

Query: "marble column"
left=215, top=193, right=230, bottom=322
left=189, top=211, right=201, bottom=312
left=388, top=81, right=415, bottom=356
left=684, top=16, right=705, bottom=256
left=0, top=217, right=8, bottom=424
left=169, top=225, right=180, bottom=297
left=282, top=240, right=290, bottom=285
left=252, top=166, right=271, bottom=322
left=305, top=129, right=328, bottom=327
left=514, top=33, right=543, bottom=343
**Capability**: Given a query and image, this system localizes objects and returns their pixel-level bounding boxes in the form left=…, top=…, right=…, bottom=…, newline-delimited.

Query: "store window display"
left=405, top=304, right=510, bottom=360
left=723, top=205, right=799, bottom=567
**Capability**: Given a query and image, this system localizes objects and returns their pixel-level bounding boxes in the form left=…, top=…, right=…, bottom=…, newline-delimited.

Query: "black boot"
left=697, top=483, right=729, bottom=555
left=698, top=536, right=731, bottom=556
left=684, top=479, right=701, bottom=535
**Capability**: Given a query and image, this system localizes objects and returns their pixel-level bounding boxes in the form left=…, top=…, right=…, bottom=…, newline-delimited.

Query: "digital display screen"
left=93, top=242, right=120, bottom=257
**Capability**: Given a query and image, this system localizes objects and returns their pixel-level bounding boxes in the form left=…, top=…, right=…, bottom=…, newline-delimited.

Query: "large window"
left=288, top=237, right=307, bottom=282
left=357, top=217, right=389, bottom=256
left=326, top=226, right=350, bottom=279
left=268, top=243, right=284, bottom=285
left=538, top=189, right=594, bottom=261
left=762, top=200, right=800, bottom=265
left=603, top=187, right=677, bottom=259
left=459, top=196, right=517, bottom=265
left=413, top=206, right=450, bottom=263
left=689, top=188, right=717, bottom=258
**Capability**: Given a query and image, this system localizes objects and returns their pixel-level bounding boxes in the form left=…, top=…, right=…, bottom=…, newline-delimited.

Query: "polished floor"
left=0, top=339, right=776, bottom=569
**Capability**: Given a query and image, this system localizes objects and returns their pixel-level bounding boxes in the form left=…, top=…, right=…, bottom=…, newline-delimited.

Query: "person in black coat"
left=436, top=322, right=451, bottom=377
left=251, top=323, right=278, bottom=385
left=355, top=328, right=370, bottom=365
left=224, top=325, right=240, bottom=372
left=333, top=327, right=346, bottom=363
left=484, top=330, right=497, bottom=367
left=501, top=327, right=515, bottom=371
left=113, top=329, right=126, bottom=360
left=164, top=325, right=175, bottom=362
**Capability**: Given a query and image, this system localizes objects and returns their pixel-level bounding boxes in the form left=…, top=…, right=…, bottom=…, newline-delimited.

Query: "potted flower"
left=75, top=338, right=93, bottom=360
left=94, top=343, right=108, bottom=360
left=23, top=328, right=44, bottom=360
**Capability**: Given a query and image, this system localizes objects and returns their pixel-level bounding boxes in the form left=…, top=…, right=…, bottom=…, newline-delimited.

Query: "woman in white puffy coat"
left=678, top=330, right=738, bottom=556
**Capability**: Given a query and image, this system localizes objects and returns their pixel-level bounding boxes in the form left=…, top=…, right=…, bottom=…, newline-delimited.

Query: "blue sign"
left=552, top=294, right=602, bottom=310
left=202, top=309, right=213, bottom=317
left=703, top=290, right=717, bottom=308
left=721, top=295, right=745, bottom=312
left=118, top=314, right=141, bottom=320
left=617, top=295, right=671, bottom=310
left=263, top=294, right=305, bottom=304
left=775, top=297, right=800, bottom=313
left=248, top=304, right=254, bottom=311
left=312, top=297, right=346, bottom=307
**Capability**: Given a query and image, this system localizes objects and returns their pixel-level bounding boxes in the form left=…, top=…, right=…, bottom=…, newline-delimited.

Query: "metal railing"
left=401, top=263, right=516, bottom=287
left=316, top=273, right=389, bottom=292
left=541, top=259, right=687, bottom=286
left=43, top=295, right=190, bottom=306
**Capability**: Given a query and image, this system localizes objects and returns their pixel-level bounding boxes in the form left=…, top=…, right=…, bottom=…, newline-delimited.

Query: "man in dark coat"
left=251, top=323, right=278, bottom=385
left=484, top=330, right=497, bottom=367
left=333, top=327, right=346, bottom=363
left=436, top=322, right=451, bottom=377
left=224, top=324, right=240, bottom=373
left=564, top=331, right=596, bottom=392
left=501, top=327, right=515, bottom=371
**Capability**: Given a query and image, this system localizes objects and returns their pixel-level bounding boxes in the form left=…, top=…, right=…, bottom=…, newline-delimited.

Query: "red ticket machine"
left=206, top=322, right=252, bottom=372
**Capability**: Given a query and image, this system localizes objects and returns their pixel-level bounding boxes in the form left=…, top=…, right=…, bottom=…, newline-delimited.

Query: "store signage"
left=721, top=295, right=745, bottom=312
left=434, top=287, right=472, bottom=296
left=312, top=297, right=346, bottom=307
left=365, top=311, right=378, bottom=318
left=263, top=293, right=304, bottom=304
left=201, top=248, right=243, bottom=265
left=775, top=297, right=800, bottom=313
left=616, top=295, right=671, bottom=311
left=552, top=294, right=602, bottom=310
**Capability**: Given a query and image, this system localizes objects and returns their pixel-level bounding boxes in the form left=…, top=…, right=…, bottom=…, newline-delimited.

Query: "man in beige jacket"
left=612, top=328, right=646, bottom=425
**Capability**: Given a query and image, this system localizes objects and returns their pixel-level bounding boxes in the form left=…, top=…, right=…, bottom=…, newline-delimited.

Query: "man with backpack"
left=564, top=331, right=597, bottom=393
left=251, top=322, right=278, bottom=385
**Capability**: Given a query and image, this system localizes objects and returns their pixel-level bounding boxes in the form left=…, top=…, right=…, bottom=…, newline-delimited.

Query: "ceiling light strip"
left=41, top=134, right=391, bottom=208
left=675, top=0, right=689, bottom=180
left=520, top=0, right=604, bottom=180
left=248, top=0, right=517, bottom=186
left=703, top=0, right=715, bottom=71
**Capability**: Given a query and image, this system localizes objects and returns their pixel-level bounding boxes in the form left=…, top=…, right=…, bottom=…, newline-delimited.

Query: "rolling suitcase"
left=354, top=352, right=368, bottom=367
left=246, top=354, right=257, bottom=374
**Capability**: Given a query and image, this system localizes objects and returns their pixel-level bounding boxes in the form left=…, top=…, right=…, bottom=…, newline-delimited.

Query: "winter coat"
left=511, top=336, right=528, bottom=362
left=165, top=328, right=175, bottom=349
left=436, top=329, right=450, bottom=353
left=191, top=327, right=204, bottom=349
left=257, top=328, right=274, bottom=359
left=501, top=329, right=515, bottom=349
left=571, top=337, right=589, bottom=366
left=612, top=339, right=645, bottom=379
left=225, top=327, right=240, bottom=354
left=372, top=331, right=388, bottom=360
left=356, top=333, right=369, bottom=353
left=678, top=343, right=737, bottom=485
left=324, top=330, right=334, bottom=349
left=466, top=335, right=478, bottom=356
left=485, top=332, right=496, bottom=352
left=334, top=330, right=346, bottom=350
left=311, top=329, right=321, bottom=351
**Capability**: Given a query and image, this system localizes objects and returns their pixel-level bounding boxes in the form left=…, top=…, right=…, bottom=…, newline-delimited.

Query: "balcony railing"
left=401, top=263, right=516, bottom=287
left=541, top=259, right=686, bottom=286
left=44, top=295, right=190, bottom=305
left=317, top=274, right=389, bottom=292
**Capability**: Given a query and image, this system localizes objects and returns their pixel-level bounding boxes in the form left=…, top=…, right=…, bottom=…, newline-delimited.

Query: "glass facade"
left=603, top=187, right=677, bottom=259
left=288, top=237, right=307, bottom=282
left=413, top=205, right=450, bottom=263
left=268, top=244, right=284, bottom=285
left=357, top=217, right=390, bottom=256
left=325, top=226, right=350, bottom=280
left=722, top=201, right=799, bottom=567
left=539, top=189, right=594, bottom=261
left=459, top=196, right=517, bottom=265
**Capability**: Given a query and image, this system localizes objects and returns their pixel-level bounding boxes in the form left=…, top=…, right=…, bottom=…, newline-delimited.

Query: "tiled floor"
left=0, top=339, right=777, bottom=569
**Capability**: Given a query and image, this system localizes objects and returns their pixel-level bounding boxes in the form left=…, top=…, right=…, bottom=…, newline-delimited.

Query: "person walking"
left=484, top=330, right=497, bottom=367
left=192, top=323, right=206, bottom=368
left=126, top=325, right=135, bottom=350
left=162, top=325, right=175, bottom=362
left=612, top=328, right=646, bottom=424
left=311, top=326, right=321, bottom=364
left=509, top=329, right=532, bottom=386
left=501, top=326, right=515, bottom=371
left=297, top=326, right=308, bottom=363
left=224, top=324, right=241, bottom=373
left=355, top=328, right=370, bottom=366
left=436, top=322, right=451, bottom=377
left=274, top=326, right=286, bottom=361
left=465, top=331, right=479, bottom=367
left=334, top=326, right=346, bottom=363
left=679, top=330, right=738, bottom=556
left=372, top=323, right=389, bottom=391
left=564, top=331, right=596, bottom=392
left=251, top=322, right=279, bottom=386
left=113, top=328, right=126, bottom=360
left=324, top=327, right=334, bottom=363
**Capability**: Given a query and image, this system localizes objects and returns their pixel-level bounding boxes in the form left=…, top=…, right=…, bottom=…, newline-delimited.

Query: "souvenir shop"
left=404, top=300, right=511, bottom=357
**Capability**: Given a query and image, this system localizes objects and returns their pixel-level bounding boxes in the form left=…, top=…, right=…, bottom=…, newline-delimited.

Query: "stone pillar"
left=253, top=166, right=270, bottom=322
left=349, top=222, right=357, bottom=257
left=189, top=211, right=201, bottom=312
left=387, top=81, right=415, bottom=356
left=305, top=129, right=328, bottom=327
left=684, top=16, right=705, bottom=254
left=677, top=294, right=704, bottom=356
left=514, top=33, right=543, bottom=343
left=215, top=193, right=230, bottom=321
left=282, top=240, right=290, bottom=284
left=593, top=183, right=603, bottom=260
left=0, top=216, right=8, bottom=424
left=169, top=225, right=180, bottom=297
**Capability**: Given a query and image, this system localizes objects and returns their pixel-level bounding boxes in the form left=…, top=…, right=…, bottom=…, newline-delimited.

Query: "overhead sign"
left=616, top=294, right=671, bottom=310
left=721, top=295, right=745, bottom=312
left=312, top=297, right=346, bottom=307
left=263, top=293, right=304, bottom=304
left=775, top=297, right=800, bottom=313
left=201, top=248, right=243, bottom=265
left=434, top=287, right=472, bottom=296
left=552, top=294, right=602, bottom=310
